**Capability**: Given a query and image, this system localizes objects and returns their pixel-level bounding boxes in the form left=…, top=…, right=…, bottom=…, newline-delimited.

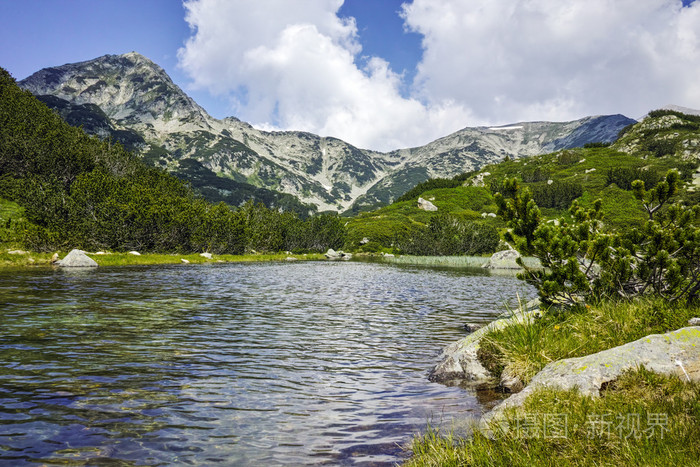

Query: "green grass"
left=406, top=367, right=700, bottom=466
left=377, top=254, right=543, bottom=270
left=0, top=250, right=325, bottom=269
left=0, top=198, right=27, bottom=248
left=91, top=252, right=324, bottom=266
left=349, top=112, right=700, bottom=252
left=478, top=298, right=700, bottom=385
left=380, top=255, right=491, bottom=268
left=345, top=186, right=502, bottom=249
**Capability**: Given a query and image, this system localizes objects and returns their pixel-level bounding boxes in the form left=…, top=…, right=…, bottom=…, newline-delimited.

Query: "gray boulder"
left=689, top=317, right=700, bottom=326
left=417, top=197, right=438, bottom=211
left=483, top=326, right=700, bottom=426
left=56, top=249, right=98, bottom=268
left=482, top=249, right=521, bottom=270
left=429, top=303, right=540, bottom=384
left=326, top=249, right=352, bottom=260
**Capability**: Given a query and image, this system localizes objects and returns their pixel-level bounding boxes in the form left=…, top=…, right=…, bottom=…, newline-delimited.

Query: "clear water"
left=0, top=261, right=536, bottom=465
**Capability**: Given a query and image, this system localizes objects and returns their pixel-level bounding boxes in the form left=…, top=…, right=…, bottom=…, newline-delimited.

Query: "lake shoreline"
left=0, top=250, right=326, bottom=269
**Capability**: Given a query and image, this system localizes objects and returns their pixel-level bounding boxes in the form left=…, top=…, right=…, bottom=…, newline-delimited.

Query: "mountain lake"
left=0, top=260, right=536, bottom=465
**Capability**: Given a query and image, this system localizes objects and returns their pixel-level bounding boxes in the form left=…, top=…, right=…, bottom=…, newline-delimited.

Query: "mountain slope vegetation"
left=0, top=67, right=344, bottom=254
left=347, top=109, right=700, bottom=252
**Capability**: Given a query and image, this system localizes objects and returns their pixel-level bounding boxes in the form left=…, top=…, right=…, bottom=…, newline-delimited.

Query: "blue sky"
left=1, top=1, right=699, bottom=151
left=0, top=0, right=422, bottom=123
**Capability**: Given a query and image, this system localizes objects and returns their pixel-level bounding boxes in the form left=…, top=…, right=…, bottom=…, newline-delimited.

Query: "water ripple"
left=0, top=261, right=535, bottom=465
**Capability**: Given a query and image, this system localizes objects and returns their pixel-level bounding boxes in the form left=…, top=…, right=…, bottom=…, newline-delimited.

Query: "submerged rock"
left=464, top=323, right=482, bottom=333
left=56, top=249, right=98, bottom=268
left=483, top=326, right=700, bottom=426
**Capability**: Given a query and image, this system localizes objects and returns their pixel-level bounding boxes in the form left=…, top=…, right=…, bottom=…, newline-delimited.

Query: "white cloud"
left=177, top=0, right=470, bottom=151
left=403, top=0, right=700, bottom=123
left=178, top=0, right=700, bottom=151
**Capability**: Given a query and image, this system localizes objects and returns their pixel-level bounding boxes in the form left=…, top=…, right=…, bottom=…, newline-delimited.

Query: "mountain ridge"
left=19, top=52, right=636, bottom=213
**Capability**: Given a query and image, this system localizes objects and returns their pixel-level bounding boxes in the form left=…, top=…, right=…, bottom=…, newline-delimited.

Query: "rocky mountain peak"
left=20, top=52, right=211, bottom=140
left=19, top=52, right=637, bottom=213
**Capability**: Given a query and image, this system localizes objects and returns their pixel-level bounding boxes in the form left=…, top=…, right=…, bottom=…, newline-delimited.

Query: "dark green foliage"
left=240, top=202, right=345, bottom=253
left=644, top=138, right=679, bottom=157
left=498, top=171, right=700, bottom=305
left=489, top=179, right=519, bottom=198
left=557, top=150, right=580, bottom=166
left=521, top=167, right=551, bottom=183
left=395, top=214, right=499, bottom=256
left=395, top=174, right=469, bottom=203
left=0, top=67, right=345, bottom=254
left=678, top=161, right=699, bottom=182
left=494, top=169, right=578, bottom=211
left=531, top=180, right=583, bottom=209
left=606, top=167, right=660, bottom=191
left=494, top=179, right=542, bottom=253
left=647, top=109, right=700, bottom=123
left=583, top=142, right=612, bottom=148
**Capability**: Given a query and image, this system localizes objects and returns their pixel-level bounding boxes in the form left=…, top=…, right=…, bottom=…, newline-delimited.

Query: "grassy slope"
left=347, top=111, right=700, bottom=251
left=406, top=298, right=700, bottom=466
left=407, top=367, right=700, bottom=466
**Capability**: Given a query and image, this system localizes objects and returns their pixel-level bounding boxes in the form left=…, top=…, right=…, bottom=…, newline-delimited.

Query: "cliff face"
left=20, top=52, right=636, bottom=213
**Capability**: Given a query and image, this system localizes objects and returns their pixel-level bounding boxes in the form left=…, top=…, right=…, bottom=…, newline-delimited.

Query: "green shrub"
left=606, top=167, right=661, bottom=191
left=395, top=214, right=499, bottom=256
left=644, top=138, right=679, bottom=157
left=496, top=171, right=700, bottom=306
left=557, top=151, right=580, bottom=166
left=395, top=172, right=475, bottom=202
left=531, top=180, right=583, bottom=209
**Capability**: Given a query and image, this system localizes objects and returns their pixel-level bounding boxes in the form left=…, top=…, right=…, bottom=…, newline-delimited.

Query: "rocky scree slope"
left=20, top=52, right=635, bottom=213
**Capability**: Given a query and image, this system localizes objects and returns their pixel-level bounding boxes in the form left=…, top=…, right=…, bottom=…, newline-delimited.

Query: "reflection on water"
left=0, top=261, right=535, bottom=465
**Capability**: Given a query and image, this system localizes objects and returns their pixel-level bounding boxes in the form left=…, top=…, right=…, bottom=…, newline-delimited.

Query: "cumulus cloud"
left=178, top=0, right=700, bottom=151
left=177, top=0, right=470, bottom=151
left=403, top=0, right=700, bottom=123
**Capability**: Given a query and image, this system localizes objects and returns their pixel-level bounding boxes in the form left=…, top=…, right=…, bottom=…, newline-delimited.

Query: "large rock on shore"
left=483, top=326, right=700, bottom=425
left=482, top=249, right=521, bottom=270
left=428, top=301, right=540, bottom=384
left=325, top=249, right=352, bottom=260
left=55, top=249, right=98, bottom=267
